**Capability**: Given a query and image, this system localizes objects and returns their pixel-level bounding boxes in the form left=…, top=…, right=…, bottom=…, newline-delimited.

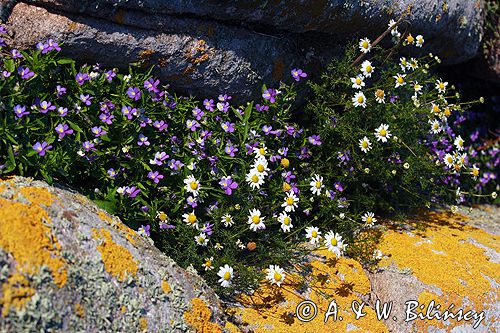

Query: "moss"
left=0, top=273, right=35, bottom=316
left=184, top=298, right=222, bottom=333
left=92, top=228, right=138, bottom=282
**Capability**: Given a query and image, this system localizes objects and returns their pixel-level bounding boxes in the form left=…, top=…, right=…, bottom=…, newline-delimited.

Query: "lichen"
left=184, top=298, right=222, bottom=333
left=0, top=273, right=35, bottom=316
left=139, top=317, right=148, bottom=331
left=92, top=228, right=138, bottom=281
left=18, top=186, right=57, bottom=207
left=74, top=303, right=85, bottom=318
left=161, top=279, right=171, bottom=294
left=98, top=211, right=137, bottom=245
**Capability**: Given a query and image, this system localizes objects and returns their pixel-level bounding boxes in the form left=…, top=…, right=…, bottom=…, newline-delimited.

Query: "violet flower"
left=75, top=73, right=89, bottom=85
left=137, top=134, right=150, bottom=146
left=262, top=88, right=277, bottom=103
left=18, top=67, right=35, bottom=80
left=291, top=68, right=307, bottom=81
left=221, top=121, right=235, bottom=133
left=91, top=126, right=107, bottom=137
left=219, top=176, right=238, bottom=195
left=13, top=105, right=29, bottom=118
left=55, top=123, right=74, bottom=139
left=148, top=171, right=164, bottom=184
left=32, top=141, right=52, bottom=156
left=144, top=78, right=160, bottom=93
left=127, top=87, right=141, bottom=101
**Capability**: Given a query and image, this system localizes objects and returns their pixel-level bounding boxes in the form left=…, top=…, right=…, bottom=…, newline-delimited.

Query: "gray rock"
left=0, top=176, right=228, bottom=332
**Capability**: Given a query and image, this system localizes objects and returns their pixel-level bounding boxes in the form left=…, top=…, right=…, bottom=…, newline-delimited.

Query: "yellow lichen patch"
left=377, top=211, right=500, bottom=331
left=0, top=197, right=67, bottom=287
left=184, top=298, right=222, bottom=333
left=161, top=279, right=171, bottom=294
left=98, top=211, right=137, bottom=245
left=224, top=321, right=242, bottom=333
left=92, top=228, right=138, bottom=281
left=19, top=186, right=57, bottom=207
left=139, top=317, right=148, bottom=331
left=0, top=273, right=35, bottom=316
left=74, top=303, right=85, bottom=318
left=231, top=249, right=388, bottom=333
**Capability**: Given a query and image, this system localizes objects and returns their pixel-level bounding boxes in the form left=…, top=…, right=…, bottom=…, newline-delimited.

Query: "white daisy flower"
left=281, top=191, right=299, bottom=212
left=359, top=136, right=372, bottom=153
left=266, top=265, right=286, bottom=286
left=305, top=226, right=322, bottom=245
left=358, top=38, right=371, bottom=53
left=253, top=146, right=268, bottom=156
left=278, top=212, right=293, bottom=233
left=409, top=58, right=419, bottom=70
left=399, top=57, right=408, bottom=72
left=393, top=73, right=406, bottom=88
left=429, top=119, right=442, bottom=134
left=195, top=233, right=208, bottom=246
left=361, top=60, right=375, bottom=77
left=388, top=19, right=401, bottom=38
left=182, top=210, right=199, bottom=229
left=183, top=175, right=201, bottom=197
left=443, top=153, right=455, bottom=168
left=375, top=89, right=386, bottom=103
left=454, top=135, right=465, bottom=151
left=221, top=214, right=234, bottom=227
left=413, top=82, right=423, bottom=95
left=324, top=231, right=346, bottom=257
left=435, top=80, right=448, bottom=93
left=248, top=209, right=266, bottom=231
left=217, top=264, right=233, bottom=288
left=203, top=257, right=214, bottom=271
left=246, top=169, right=265, bottom=189
left=235, top=239, right=246, bottom=249
left=374, top=124, right=392, bottom=143
left=253, top=155, right=270, bottom=175
left=350, top=75, right=365, bottom=89
left=362, top=212, right=377, bottom=227
left=415, top=34, right=424, bottom=47
left=352, top=91, right=367, bottom=108
left=309, top=174, right=324, bottom=196
left=470, top=165, right=480, bottom=180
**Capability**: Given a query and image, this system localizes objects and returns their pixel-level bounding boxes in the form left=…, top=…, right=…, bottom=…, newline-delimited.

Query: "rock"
left=2, top=0, right=485, bottom=100
left=228, top=207, right=500, bottom=332
left=0, top=176, right=230, bottom=332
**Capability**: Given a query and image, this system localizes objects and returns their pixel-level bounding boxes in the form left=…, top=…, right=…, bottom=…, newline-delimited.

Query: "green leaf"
left=94, top=199, right=118, bottom=215
left=67, top=120, right=83, bottom=133
left=57, top=58, right=75, bottom=65
left=4, top=59, right=15, bottom=73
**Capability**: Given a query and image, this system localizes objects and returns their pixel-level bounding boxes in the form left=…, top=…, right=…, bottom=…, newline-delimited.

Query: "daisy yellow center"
left=257, top=164, right=265, bottom=172
left=454, top=164, right=461, bottom=171
left=365, top=65, right=372, bottom=73
left=197, top=236, right=204, bottom=243
left=251, top=175, right=259, bottom=183
left=190, top=181, right=199, bottom=190
left=286, top=197, right=294, bottom=205
left=330, top=238, right=338, bottom=246
left=472, top=168, right=479, bottom=176
left=281, top=158, right=290, bottom=168
left=273, top=272, right=282, bottom=282
left=376, top=90, right=384, bottom=98
left=444, top=108, right=451, bottom=117
left=439, top=83, right=445, bottom=90
left=447, top=157, right=453, bottom=164
left=362, top=141, right=369, bottom=148
left=223, top=272, right=231, bottom=280
left=366, top=216, right=373, bottom=224
left=434, top=124, right=439, bottom=129
left=433, top=105, right=440, bottom=113
left=252, top=215, right=260, bottom=224
left=315, top=181, right=322, bottom=189
left=259, top=148, right=265, bottom=155
left=407, top=35, right=414, bottom=43
left=458, top=140, right=463, bottom=146
left=283, top=217, right=291, bottom=225
left=380, top=129, right=387, bottom=137
left=356, top=78, right=362, bottom=85
left=188, top=214, right=197, bottom=224
left=158, top=212, right=167, bottom=221
left=283, top=182, right=292, bottom=192
left=362, top=41, right=369, bottom=49
left=357, top=96, right=364, bottom=103
left=225, top=216, right=231, bottom=223
left=205, top=261, right=212, bottom=267
left=311, top=231, right=318, bottom=238
left=397, top=77, right=404, bottom=84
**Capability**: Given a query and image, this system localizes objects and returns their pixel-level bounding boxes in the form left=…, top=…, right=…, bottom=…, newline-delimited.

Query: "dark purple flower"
left=127, top=87, right=141, bottom=101
left=75, top=73, right=89, bottom=85
left=55, top=123, right=73, bottom=139
left=137, top=134, right=150, bottom=146
left=334, top=182, right=344, bottom=192
left=148, top=171, right=164, bottom=184
left=262, top=88, right=278, bottom=103
left=18, top=67, right=35, bottom=80
left=144, top=78, right=160, bottom=93
left=13, top=105, right=29, bottom=118
left=203, top=99, right=215, bottom=111
left=32, top=141, right=52, bottom=156
left=282, top=171, right=296, bottom=183
left=219, top=176, right=238, bottom=195
left=104, top=70, right=116, bottom=82
left=91, top=126, right=107, bottom=137
left=56, top=85, right=67, bottom=97
left=39, top=101, right=56, bottom=114
left=168, top=159, right=184, bottom=170
left=327, top=190, right=336, bottom=200
left=11, top=49, right=23, bottom=59
left=256, top=104, right=269, bottom=112
left=291, top=68, right=307, bottom=81
left=0, top=26, right=6, bottom=34
left=80, top=94, right=93, bottom=106
left=221, top=121, right=235, bottom=133
left=308, top=135, right=322, bottom=146
left=201, top=223, right=214, bottom=236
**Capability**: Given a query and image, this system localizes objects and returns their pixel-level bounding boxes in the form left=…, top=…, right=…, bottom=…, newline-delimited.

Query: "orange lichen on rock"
left=231, top=249, right=388, bottom=333
left=139, top=317, right=148, bottom=331
left=92, top=228, right=138, bottom=281
left=0, top=273, right=35, bottom=316
left=98, top=211, right=137, bottom=245
left=184, top=298, right=222, bottom=333
left=377, top=211, right=500, bottom=330
left=0, top=197, right=67, bottom=287
left=74, top=303, right=85, bottom=318
left=19, top=186, right=57, bottom=207
left=161, top=279, right=171, bottom=294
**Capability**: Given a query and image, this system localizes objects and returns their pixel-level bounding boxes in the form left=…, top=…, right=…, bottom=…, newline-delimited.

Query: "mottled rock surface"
left=227, top=207, right=500, bottom=332
left=0, top=176, right=229, bottom=332
left=2, top=0, right=485, bottom=100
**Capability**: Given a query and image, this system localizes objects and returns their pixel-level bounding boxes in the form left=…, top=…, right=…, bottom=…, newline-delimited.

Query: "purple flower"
left=80, top=94, right=93, bottom=106
left=138, top=225, right=150, bottom=236
left=291, top=68, right=307, bottom=81
left=262, top=125, right=272, bottom=135
left=186, top=119, right=200, bottom=131
left=32, top=141, right=52, bottom=156
left=148, top=171, right=164, bottom=184
left=216, top=102, right=229, bottom=113
left=338, top=197, right=349, bottom=208
left=144, top=78, right=160, bottom=93
left=160, top=222, right=176, bottom=230
left=104, top=70, right=116, bottom=82
left=201, top=223, right=214, bottom=236
left=11, top=49, right=23, bottom=59
left=13, top=105, right=29, bottom=118
left=46, top=39, right=61, bottom=52
left=56, top=85, right=67, bottom=97
left=99, top=113, right=114, bottom=125
left=219, top=176, right=238, bottom=195
left=55, top=123, right=73, bottom=139
left=127, top=87, right=141, bottom=101
left=137, top=134, right=150, bottom=146
left=0, top=26, right=6, bottom=34
left=0, top=37, right=5, bottom=48
left=219, top=121, right=235, bottom=133
left=91, top=126, right=107, bottom=137
left=203, top=99, right=214, bottom=111
left=153, top=120, right=168, bottom=131
left=168, top=159, right=184, bottom=170
left=1, top=70, right=11, bottom=78
left=327, top=190, right=336, bottom=200
left=75, top=73, right=90, bottom=85
left=150, top=152, right=169, bottom=166
left=282, top=171, right=296, bottom=183
left=192, top=107, right=205, bottom=120
left=334, top=182, right=344, bottom=192
left=107, top=168, right=118, bottom=178
left=224, top=144, right=238, bottom=157
left=39, top=101, right=56, bottom=114
left=82, top=141, right=95, bottom=151
left=308, top=135, right=322, bottom=146
left=100, top=101, right=115, bottom=112
left=18, top=67, right=35, bottom=80
left=125, top=186, right=140, bottom=198
left=186, top=196, right=198, bottom=208
left=218, top=94, right=232, bottom=102
left=122, top=106, right=137, bottom=120
left=262, top=88, right=278, bottom=103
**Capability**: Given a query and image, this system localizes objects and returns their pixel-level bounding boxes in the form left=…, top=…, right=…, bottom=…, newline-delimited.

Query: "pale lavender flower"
left=91, top=126, right=107, bottom=137
left=221, top=121, right=235, bottom=133
left=291, top=68, right=307, bottom=81
left=55, top=123, right=73, bottom=139
left=127, top=87, right=141, bottom=101
left=148, top=171, right=164, bottom=184
left=99, top=113, right=114, bottom=124
left=186, top=119, right=200, bottom=131
left=32, top=141, right=52, bottom=156
left=13, top=105, right=29, bottom=118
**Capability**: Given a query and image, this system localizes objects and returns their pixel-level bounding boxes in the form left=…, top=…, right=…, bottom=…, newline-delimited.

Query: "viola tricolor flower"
left=221, top=121, right=235, bottom=133
left=75, top=73, right=90, bottom=85
left=32, top=141, right=52, bottom=156
left=56, top=85, right=67, bottom=97
left=219, top=176, right=238, bottom=195
left=127, top=87, right=141, bottom=101
left=80, top=94, right=93, bottom=106
left=104, top=70, right=116, bottom=82
left=11, top=49, right=23, bottom=59
left=186, top=119, right=200, bottom=131
left=224, top=144, right=238, bottom=157
left=13, top=105, right=29, bottom=118
left=144, top=78, right=160, bottom=93
left=291, top=68, right=307, bottom=81
left=138, top=224, right=150, bottom=236
left=39, top=101, right=56, bottom=114
left=18, top=67, right=35, bottom=80
left=99, top=113, right=114, bottom=124
left=148, top=171, right=164, bottom=184
left=308, top=135, right=322, bottom=146
left=82, top=141, right=95, bottom=152
left=91, top=126, right=107, bottom=137
left=153, top=120, right=168, bottom=131
left=262, top=88, right=278, bottom=103
left=55, top=123, right=74, bottom=139
left=137, top=134, right=150, bottom=146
